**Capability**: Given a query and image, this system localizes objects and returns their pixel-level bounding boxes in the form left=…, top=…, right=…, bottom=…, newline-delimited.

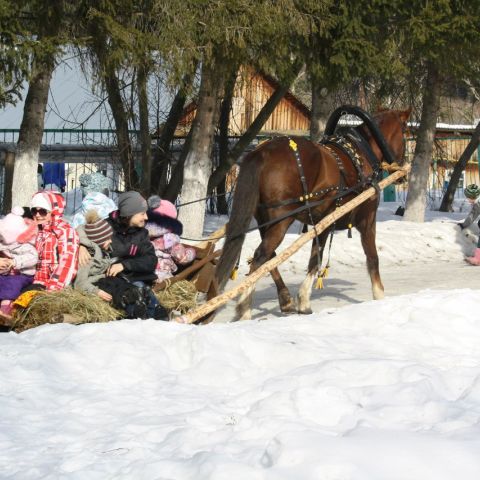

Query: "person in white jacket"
left=459, top=184, right=480, bottom=265
left=0, top=207, right=38, bottom=316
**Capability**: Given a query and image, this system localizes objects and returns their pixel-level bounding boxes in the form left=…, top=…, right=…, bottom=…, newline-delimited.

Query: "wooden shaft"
left=180, top=167, right=410, bottom=324
left=191, top=224, right=227, bottom=249
left=153, top=250, right=222, bottom=292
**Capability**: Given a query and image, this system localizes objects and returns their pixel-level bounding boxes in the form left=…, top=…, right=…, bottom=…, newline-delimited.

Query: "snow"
left=1, top=202, right=480, bottom=479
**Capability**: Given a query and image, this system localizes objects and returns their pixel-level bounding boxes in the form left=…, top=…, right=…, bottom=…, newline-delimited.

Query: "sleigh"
left=152, top=225, right=224, bottom=320
left=1, top=106, right=412, bottom=331
left=0, top=225, right=226, bottom=331
left=0, top=166, right=408, bottom=331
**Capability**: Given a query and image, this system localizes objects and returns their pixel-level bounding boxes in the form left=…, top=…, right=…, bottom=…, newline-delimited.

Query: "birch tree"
left=177, top=61, right=224, bottom=237
left=11, top=0, right=68, bottom=207
left=176, top=0, right=330, bottom=237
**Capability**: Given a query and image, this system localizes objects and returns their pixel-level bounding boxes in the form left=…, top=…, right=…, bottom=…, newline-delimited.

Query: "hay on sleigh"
left=12, top=289, right=123, bottom=333
left=155, top=280, right=198, bottom=314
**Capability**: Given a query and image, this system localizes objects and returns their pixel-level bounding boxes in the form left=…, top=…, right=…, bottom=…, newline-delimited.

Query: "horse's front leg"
left=236, top=284, right=257, bottom=321
left=297, top=232, right=328, bottom=314
left=358, top=207, right=384, bottom=300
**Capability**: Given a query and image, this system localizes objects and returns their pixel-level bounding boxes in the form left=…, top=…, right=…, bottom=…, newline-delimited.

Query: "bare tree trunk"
left=104, top=66, right=139, bottom=190
left=404, top=65, right=440, bottom=222
left=207, top=64, right=301, bottom=193
left=214, top=66, right=237, bottom=214
left=310, top=83, right=336, bottom=142
left=12, top=53, right=55, bottom=207
left=162, top=129, right=192, bottom=201
left=178, top=62, right=224, bottom=238
left=154, top=70, right=194, bottom=196
left=2, top=150, right=15, bottom=214
left=137, top=63, right=152, bottom=194
left=439, top=120, right=480, bottom=212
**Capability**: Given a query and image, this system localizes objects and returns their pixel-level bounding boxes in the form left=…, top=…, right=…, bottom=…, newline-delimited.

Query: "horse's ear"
left=399, top=107, right=412, bottom=122
left=375, top=105, right=388, bottom=113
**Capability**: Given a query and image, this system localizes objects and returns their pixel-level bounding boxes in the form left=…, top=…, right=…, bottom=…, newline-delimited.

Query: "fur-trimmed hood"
left=146, top=209, right=183, bottom=237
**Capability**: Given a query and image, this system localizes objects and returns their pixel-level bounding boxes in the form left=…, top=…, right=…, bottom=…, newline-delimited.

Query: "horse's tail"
left=215, top=153, right=261, bottom=290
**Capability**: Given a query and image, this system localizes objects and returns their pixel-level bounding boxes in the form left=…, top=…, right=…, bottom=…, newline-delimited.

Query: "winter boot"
left=465, top=248, right=480, bottom=266
left=153, top=304, right=169, bottom=321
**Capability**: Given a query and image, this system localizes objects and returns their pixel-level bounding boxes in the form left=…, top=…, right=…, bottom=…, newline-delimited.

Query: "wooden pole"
left=193, top=224, right=226, bottom=249
left=178, top=167, right=410, bottom=324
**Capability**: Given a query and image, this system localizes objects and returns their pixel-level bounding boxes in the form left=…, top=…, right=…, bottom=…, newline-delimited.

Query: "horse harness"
left=258, top=131, right=383, bottom=213
left=256, top=131, right=386, bottom=287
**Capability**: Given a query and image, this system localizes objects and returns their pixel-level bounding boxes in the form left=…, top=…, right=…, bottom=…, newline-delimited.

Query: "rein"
left=179, top=176, right=376, bottom=242
left=180, top=106, right=399, bottom=244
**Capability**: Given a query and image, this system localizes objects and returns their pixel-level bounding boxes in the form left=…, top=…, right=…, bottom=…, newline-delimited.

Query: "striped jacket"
left=33, top=192, right=79, bottom=291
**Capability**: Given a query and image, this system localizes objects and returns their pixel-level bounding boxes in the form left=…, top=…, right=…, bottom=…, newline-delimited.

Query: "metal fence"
left=1, top=130, right=480, bottom=215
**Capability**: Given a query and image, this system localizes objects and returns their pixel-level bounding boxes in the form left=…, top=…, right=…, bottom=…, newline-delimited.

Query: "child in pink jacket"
left=0, top=207, right=38, bottom=316
left=145, top=196, right=196, bottom=283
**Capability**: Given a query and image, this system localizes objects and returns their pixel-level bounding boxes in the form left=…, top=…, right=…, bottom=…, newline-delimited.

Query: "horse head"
left=371, top=107, right=412, bottom=172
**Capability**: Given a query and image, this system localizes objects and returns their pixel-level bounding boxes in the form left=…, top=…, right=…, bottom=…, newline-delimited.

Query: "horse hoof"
left=280, top=297, right=296, bottom=314
left=280, top=304, right=297, bottom=315
left=297, top=307, right=313, bottom=315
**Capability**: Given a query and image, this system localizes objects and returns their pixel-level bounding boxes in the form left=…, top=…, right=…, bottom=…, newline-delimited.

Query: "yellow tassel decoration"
left=315, top=267, right=330, bottom=289
left=230, top=267, right=238, bottom=280
left=289, top=139, right=298, bottom=151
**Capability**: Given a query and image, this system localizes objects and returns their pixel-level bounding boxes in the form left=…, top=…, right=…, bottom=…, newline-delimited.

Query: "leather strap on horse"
left=288, top=138, right=323, bottom=282
left=324, top=105, right=397, bottom=166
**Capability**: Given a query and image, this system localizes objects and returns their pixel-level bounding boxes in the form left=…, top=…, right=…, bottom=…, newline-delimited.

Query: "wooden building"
left=177, top=68, right=311, bottom=136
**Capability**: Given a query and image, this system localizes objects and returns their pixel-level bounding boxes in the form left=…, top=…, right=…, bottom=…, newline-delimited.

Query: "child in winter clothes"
left=146, top=196, right=196, bottom=283
left=459, top=184, right=480, bottom=265
left=27, top=191, right=79, bottom=291
left=87, top=191, right=167, bottom=319
left=0, top=207, right=38, bottom=316
left=72, top=191, right=117, bottom=228
left=74, top=210, right=116, bottom=301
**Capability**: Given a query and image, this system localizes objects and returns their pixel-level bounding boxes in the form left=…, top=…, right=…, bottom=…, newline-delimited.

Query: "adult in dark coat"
left=79, top=191, right=166, bottom=319
left=106, top=191, right=158, bottom=284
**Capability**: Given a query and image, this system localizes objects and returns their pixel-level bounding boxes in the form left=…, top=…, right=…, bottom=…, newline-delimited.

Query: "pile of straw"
left=12, top=289, right=123, bottom=333
left=155, top=280, right=197, bottom=314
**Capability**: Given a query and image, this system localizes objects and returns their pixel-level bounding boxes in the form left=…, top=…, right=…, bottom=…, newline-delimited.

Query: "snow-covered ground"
left=1, top=202, right=480, bottom=479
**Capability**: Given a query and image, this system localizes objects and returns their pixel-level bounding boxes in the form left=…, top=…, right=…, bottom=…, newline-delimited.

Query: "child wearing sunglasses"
left=26, top=191, right=79, bottom=291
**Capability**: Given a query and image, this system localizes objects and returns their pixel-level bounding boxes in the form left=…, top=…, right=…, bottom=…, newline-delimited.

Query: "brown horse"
left=215, top=106, right=411, bottom=320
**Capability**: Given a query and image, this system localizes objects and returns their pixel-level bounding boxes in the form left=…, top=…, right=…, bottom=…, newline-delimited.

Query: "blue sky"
left=0, top=58, right=107, bottom=130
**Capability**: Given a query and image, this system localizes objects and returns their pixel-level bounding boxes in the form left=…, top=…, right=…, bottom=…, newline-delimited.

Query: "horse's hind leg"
left=357, top=205, right=384, bottom=299
left=297, top=231, right=329, bottom=314
left=270, top=260, right=296, bottom=314
left=258, top=221, right=296, bottom=314
left=236, top=218, right=294, bottom=320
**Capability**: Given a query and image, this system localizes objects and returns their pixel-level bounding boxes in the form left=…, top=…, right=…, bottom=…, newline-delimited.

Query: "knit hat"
left=146, top=195, right=183, bottom=236
left=31, top=191, right=65, bottom=216
left=147, top=195, right=178, bottom=219
left=79, top=172, right=111, bottom=196
left=118, top=191, right=148, bottom=217
left=0, top=207, right=30, bottom=244
left=464, top=184, right=480, bottom=200
left=31, top=192, right=52, bottom=212
left=84, top=210, right=113, bottom=245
